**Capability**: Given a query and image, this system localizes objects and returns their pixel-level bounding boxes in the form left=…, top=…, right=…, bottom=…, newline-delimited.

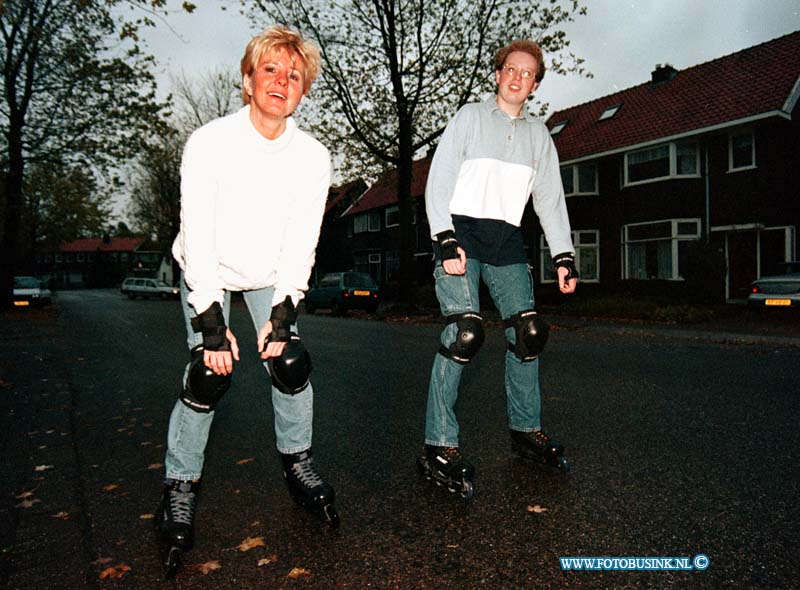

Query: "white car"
left=13, top=276, right=52, bottom=307
left=747, top=262, right=800, bottom=309
left=120, top=277, right=179, bottom=300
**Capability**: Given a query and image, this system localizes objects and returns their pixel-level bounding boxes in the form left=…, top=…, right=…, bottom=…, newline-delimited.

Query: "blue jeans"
left=165, top=276, right=313, bottom=481
left=425, top=260, right=541, bottom=447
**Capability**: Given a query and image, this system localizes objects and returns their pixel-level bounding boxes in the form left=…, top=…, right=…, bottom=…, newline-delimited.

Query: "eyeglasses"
left=502, top=64, right=535, bottom=80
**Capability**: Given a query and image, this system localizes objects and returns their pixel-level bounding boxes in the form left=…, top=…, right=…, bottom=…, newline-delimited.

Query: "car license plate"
left=13, top=300, right=30, bottom=307
left=353, top=290, right=370, bottom=296
left=765, top=299, right=791, bottom=306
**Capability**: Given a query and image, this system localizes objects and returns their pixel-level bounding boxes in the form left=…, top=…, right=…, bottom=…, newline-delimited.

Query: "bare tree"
left=127, top=68, right=240, bottom=244
left=242, top=0, right=590, bottom=303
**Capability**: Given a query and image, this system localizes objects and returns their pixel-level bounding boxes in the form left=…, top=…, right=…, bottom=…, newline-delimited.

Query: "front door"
left=727, top=231, right=758, bottom=300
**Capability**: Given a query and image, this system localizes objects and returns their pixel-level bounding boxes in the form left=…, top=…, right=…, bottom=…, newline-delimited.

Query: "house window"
left=540, top=230, right=600, bottom=283
left=87, top=253, right=95, bottom=262
left=728, top=130, right=755, bottom=171
left=561, top=162, right=598, bottom=196
left=353, top=251, right=381, bottom=280
left=353, top=211, right=380, bottom=233
left=385, top=206, right=399, bottom=228
left=550, top=121, right=568, bottom=135
left=624, top=141, right=699, bottom=185
left=76, top=253, right=85, bottom=262
left=598, top=103, right=621, bottom=121
left=622, top=219, right=700, bottom=280
left=120, top=252, right=129, bottom=261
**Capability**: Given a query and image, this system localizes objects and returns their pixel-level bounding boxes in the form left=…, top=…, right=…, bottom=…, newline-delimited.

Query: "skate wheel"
left=163, top=546, right=182, bottom=579
left=461, top=480, right=474, bottom=501
left=416, top=457, right=431, bottom=479
left=323, top=504, right=340, bottom=529
left=558, top=457, right=570, bottom=473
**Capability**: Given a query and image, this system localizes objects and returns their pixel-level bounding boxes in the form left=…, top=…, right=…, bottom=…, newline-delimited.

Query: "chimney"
left=102, top=233, right=111, bottom=244
left=651, top=63, right=677, bottom=84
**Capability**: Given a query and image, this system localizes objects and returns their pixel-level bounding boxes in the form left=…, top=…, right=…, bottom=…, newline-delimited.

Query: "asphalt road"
left=2, top=290, right=799, bottom=589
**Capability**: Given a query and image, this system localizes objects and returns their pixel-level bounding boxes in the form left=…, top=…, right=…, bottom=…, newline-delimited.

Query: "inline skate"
left=280, top=449, right=340, bottom=528
left=510, top=429, right=570, bottom=472
left=416, top=444, right=475, bottom=500
left=155, top=478, right=200, bottom=578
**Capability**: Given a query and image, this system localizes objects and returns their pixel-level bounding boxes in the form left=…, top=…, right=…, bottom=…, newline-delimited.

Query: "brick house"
left=545, top=31, right=800, bottom=300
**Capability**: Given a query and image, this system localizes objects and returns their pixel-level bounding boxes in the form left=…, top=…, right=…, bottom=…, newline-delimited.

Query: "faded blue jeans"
left=425, top=260, right=541, bottom=447
left=165, top=276, right=313, bottom=481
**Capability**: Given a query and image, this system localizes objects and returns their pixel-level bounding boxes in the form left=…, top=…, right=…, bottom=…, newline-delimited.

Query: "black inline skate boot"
left=155, top=478, right=200, bottom=578
left=416, top=445, right=475, bottom=500
left=510, top=429, right=570, bottom=472
left=280, top=449, right=340, bottom=528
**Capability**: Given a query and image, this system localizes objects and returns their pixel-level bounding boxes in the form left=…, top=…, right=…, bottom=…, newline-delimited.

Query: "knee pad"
left=438, top=312, right=485, bottom=364
left=505, top=309, right=549, bottom=361
left=268, top=335, right=312, bottom=395
left=180, top=347, right=232, bottom=413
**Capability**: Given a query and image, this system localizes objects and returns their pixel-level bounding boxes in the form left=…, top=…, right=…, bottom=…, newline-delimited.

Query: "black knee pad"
left=439, top=312, right=485, bottom=364
left=505, top=309, right=549, bottom=361
left=268, top=335, right=312, bottom=395
left=180, top=347, right=232, bottom=413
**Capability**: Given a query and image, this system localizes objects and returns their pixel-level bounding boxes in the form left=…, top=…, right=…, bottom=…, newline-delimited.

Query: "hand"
left=442, top=247, right=467, bottom=275
left=557, top=266, right=578, bottom=294
left=203, top=328, right=239, bottom=375
left=258, top=320, right=287, bottom=360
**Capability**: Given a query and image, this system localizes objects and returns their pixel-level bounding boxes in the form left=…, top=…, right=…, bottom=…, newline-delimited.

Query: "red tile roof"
left=548, top=31, right=800, bottom=162
left=344, top=157, right=432, bottom=216
left=326, top=179, right=367, bottom=214
left=60, top=237, right=146, bottom=253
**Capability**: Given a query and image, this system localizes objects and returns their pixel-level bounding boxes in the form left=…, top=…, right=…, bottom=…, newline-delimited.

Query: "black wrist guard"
left=268, top=296, right=297, bottom=343
left=436, top=230, right=460, bottom=262
left=191, top=302, right=230, bottom=351
left=553, top=252, right=579, bottom=281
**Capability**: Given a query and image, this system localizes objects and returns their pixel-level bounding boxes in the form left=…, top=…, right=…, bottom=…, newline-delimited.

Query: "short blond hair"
left=240, top=25, right=321, bottom=103
left=494, top=39, right=545, bottom=83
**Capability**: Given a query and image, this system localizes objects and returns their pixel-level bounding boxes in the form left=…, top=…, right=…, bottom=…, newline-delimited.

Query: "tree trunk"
left=396, top=116, right=416, bottom=307
left=0, top=128, right=25, bottom=309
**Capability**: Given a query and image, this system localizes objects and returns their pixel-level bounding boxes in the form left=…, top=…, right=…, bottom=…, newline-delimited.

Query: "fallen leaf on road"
left=139, top=513, right=155, bottom=520
left=98, top=564, right=131, bottom=580
left=92, top=557, right=113, bottom=565
left=15, top=490, right=35, bottom=499
left=258, top=555, right=278, bottom=567
left=446, top=544, right=459, bottom=549
left=236, top=458, right=255, bottom=465
left=195, top=560, right=222, bottom=575
left=15, top=498, right=41, bottom=508
left=102, top=484, right=119, bottom=492
left=140, top=441, right=153, bottom=446
left=34, top=465, right=54, bottom=472
left=527, top=504, right=548, bottom=513
left=287, top=567, right=311, bottom=579
left=51, top=511, right=69, bottom=519
left=238, top=536, right=265, bottom=552
left=147, top=463, right=163, bottom=470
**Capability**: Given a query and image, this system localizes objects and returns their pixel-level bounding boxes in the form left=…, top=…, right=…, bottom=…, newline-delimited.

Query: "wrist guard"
left=436, top=230, right=460, bottom=262
left=191, top=302, right=230, bottom=351
left=268, top=296, right=297, bottom=343
left=553, top=252, right=579, bottom=281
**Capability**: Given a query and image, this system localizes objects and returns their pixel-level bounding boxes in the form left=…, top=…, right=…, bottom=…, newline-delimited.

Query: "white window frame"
left=540, top=230, right=600, bottom=284
left=621, top=218, right=701, bottom=281
left=561, top=162, right=599, bottom=196
left=623, top=141, right=700, bottom=187
left=385, top=205, right=400, bottom=228
left=727, top=129, right=756, bottom=172
left=353, top=211, right=382, bottom=234
left=550, top=121, right=568, bottom=135
left=598, top=103, right=621, bottom=121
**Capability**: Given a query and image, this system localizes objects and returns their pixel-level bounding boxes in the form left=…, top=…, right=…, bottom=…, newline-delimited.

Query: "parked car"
left=13, top=276, right=52, bottom=307
left=748, top=261, right=800, bottom=309
left=121, top=277, right=179, bottom=300
left=305, top=272, right=380, bottom=314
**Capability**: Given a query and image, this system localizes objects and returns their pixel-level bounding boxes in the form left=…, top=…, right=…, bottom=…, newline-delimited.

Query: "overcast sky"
left=143, top=0, right=800, bottom=118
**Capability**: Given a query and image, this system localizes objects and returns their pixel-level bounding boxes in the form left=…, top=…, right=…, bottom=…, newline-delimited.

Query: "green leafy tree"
left=242, top=0, right=590, bottom=304
left=0, top=0, right=195, bottom=307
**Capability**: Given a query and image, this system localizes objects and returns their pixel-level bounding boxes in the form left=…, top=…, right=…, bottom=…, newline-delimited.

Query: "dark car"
left=305, top=272, right=379, bottom=315
left=13, top=276, right=52, bottom=307
left=747, top=261, right=800, bottom=309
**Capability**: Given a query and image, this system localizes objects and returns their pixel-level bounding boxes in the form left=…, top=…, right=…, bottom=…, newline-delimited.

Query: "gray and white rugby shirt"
left=425, top=96, right=574, bottom=265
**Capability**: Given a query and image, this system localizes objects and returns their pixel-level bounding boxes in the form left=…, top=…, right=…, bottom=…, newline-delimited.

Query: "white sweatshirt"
left=172, top=106, right=331, bottom=314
